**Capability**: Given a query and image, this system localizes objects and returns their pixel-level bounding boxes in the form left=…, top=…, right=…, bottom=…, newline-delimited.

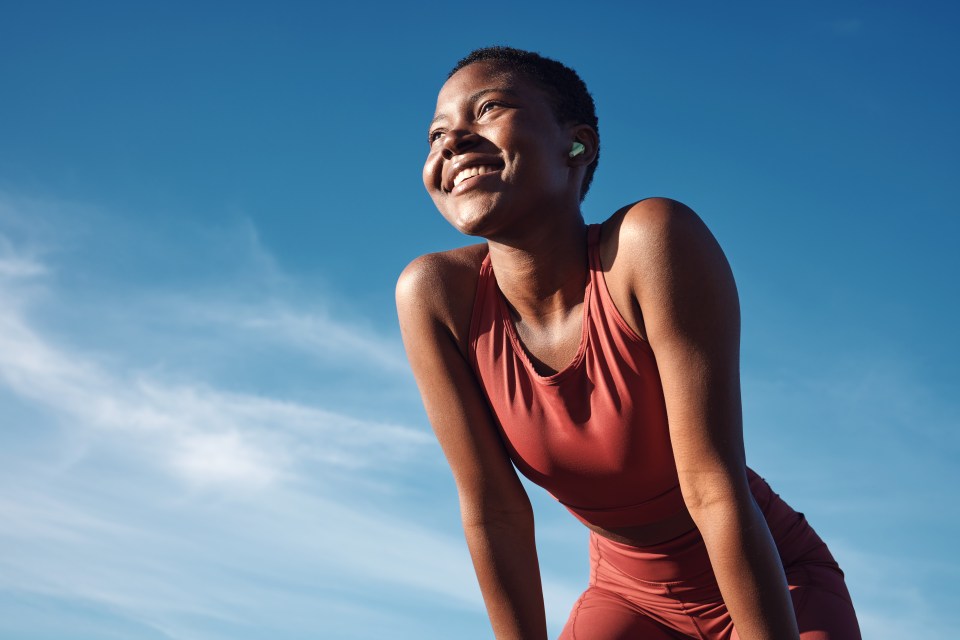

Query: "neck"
left=486, top=214, right=589, bottom=324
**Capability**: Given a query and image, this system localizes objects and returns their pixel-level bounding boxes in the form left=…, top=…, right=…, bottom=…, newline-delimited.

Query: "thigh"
left=752, top=475, right=862, bottom=639
left=790, top=564, right=862, bottom=640
left=560, top=587, right=687, bottom=640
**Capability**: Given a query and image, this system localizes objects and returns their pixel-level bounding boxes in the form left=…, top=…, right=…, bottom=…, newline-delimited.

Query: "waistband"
left=591, top=524, right=713, bottom=584
left=559, top=483, right=685, bottom=529
left=589, top=471, right=833, bottom=584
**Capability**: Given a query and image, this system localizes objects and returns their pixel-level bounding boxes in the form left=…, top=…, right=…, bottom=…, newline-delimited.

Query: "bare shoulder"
left=601, top=197, right=731, bottom=289
left=604, top=197, right=715, bottom=254
left=597, top=197, right=738, bottom=347
left=395, top=243, right=488, bottom=353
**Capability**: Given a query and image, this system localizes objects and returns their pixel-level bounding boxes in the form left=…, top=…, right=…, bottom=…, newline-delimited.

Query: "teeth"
left=453, top=165, right=498, bottom=188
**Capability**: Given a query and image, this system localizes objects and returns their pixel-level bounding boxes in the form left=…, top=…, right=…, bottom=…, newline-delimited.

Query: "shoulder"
left=597, top=198, right=738, bottom=345
left=395, top=243, right=488, bottom=353
left=396, top=243, right=489, bottom=312
left=600, top=197, right=732, bottom=290
left=603, top=197, right=715, bottom=255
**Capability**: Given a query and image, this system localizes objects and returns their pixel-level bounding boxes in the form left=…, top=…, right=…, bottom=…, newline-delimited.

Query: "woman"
left=396, top=46, right=861, bottom=640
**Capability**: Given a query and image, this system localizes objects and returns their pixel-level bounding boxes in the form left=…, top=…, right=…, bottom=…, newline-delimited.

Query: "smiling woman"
left=396, top=46, right=861, bottom=640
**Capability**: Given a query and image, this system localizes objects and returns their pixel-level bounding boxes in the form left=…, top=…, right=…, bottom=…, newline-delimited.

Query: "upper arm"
left=617, top=198, right=748, bottom=510
left=395, top=253, right=531, bottom=524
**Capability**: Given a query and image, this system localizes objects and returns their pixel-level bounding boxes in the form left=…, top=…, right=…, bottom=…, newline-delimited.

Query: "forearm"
left=462, top=514, right=548, bottom=640
left=691, top=497, right=799, bottom=640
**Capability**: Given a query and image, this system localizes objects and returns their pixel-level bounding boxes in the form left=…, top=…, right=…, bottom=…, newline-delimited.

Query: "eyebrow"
left=430, top=87, right=520, bottom=125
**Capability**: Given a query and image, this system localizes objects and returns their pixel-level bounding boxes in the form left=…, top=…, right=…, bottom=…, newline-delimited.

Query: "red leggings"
left=559, top=475, right=861, bottom=639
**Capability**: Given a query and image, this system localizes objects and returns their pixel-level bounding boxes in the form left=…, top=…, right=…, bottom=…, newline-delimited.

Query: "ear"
left=567, top=124, right=599, bottom=167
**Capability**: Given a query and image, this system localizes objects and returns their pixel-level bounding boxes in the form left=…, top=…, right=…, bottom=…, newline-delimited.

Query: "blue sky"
left=0, top=2, right=957, bottom=638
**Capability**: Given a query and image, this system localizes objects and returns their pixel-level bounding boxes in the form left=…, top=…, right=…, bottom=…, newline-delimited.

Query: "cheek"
left=422, top=153, right=441, bottom=193
left=422, top=157, right=450, bottom=218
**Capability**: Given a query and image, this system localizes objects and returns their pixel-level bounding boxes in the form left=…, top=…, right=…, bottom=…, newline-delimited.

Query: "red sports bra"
left=467, top=224, right=686, bottom=529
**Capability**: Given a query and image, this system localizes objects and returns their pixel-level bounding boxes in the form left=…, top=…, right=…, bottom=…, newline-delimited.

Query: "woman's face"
left=423, top=61, right=575, bottom=237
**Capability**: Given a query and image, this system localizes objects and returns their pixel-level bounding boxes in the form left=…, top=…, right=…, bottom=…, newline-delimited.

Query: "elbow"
left=681, top=484, right=733, bottom=515
left=678, top=472, right=752, bottom=523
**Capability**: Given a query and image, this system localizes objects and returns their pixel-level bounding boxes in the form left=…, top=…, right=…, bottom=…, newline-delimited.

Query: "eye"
left=428, top=129, right=445, bottom=145
left=478, top=101, right=501, bottom=116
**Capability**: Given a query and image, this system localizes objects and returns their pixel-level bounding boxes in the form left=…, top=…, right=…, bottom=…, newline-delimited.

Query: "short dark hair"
left=448, top=46, right=600, bottom=202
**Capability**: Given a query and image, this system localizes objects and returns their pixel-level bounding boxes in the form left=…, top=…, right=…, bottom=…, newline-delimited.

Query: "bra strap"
left=587, top=223, right=601, bottom=246
left=587, top=223, right=604, bottom=273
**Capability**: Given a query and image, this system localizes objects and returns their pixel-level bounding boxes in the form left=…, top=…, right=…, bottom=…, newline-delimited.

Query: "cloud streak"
left=0, top=272, right=427, bottom=489
left=0, top=203, right=524, bottom=638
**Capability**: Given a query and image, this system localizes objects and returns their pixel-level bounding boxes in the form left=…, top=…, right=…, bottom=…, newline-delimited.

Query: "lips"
left=442, top=156, right=505, bottom=193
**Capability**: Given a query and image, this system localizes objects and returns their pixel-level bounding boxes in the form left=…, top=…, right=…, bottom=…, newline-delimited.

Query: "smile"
left=452, top=165, right=501, bottom=188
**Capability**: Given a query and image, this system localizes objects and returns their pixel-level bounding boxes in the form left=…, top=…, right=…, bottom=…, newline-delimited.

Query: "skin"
left=396, top=61, right=801, bottom=640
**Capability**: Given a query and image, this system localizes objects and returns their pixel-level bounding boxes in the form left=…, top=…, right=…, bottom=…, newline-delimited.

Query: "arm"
left=621, top=199, right=800, bottom=640
left=396, top=253, right=548, bottom=640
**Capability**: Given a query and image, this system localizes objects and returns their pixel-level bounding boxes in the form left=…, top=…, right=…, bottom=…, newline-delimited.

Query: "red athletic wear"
left=560, top=475, right=861, bottom=639
left=468, top=223, right=685, bottom=529
left=467, top=224, right=861, bottom=638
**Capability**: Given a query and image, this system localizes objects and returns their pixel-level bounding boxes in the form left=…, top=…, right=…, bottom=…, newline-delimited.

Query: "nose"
left=440, top=128, right=479, bottom=160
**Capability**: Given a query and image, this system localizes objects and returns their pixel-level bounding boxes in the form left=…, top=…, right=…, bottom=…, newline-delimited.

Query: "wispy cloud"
left=0, top=239, right=46, bottom=278
left=194, top=298, right=411, bottom=374
left=0, top=263, right=426, bottom=489
left=0, top=196, right=527, bottom=638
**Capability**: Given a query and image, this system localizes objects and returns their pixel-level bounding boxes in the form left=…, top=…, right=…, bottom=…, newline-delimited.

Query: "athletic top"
left=467, top=224, right=688, bottom=529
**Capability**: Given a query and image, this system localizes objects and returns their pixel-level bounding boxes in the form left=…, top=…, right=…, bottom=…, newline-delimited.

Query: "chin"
left=440, top=197, right=506, bottom=238
left=447, top=211, right=490, bottom=237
